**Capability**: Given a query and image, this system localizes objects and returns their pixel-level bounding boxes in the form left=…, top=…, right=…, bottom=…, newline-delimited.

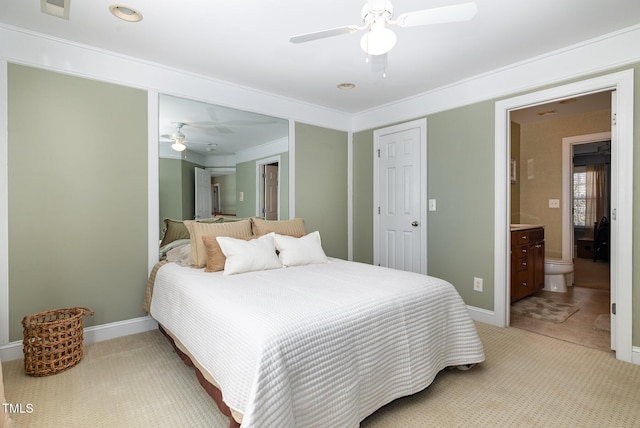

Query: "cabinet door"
left=532, top=240, right=545, bottom=290
left=511, top=244, right=529, bottom=302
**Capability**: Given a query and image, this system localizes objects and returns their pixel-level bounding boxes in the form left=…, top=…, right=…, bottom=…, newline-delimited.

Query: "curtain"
left=585, top=164, right=606, bottom=238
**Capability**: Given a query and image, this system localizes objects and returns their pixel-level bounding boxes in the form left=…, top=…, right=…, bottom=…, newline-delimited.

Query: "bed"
left=145, top=218, right=485, bottom=428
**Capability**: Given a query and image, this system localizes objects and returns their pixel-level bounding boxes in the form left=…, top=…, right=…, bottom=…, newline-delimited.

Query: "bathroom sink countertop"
left=510, top=224, right=545, bottom=231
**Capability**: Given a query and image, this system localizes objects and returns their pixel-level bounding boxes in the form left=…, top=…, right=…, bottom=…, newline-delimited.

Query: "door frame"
left=562, top=131, right=614, bottom=349
left=562, top=131, right=612, bottom=262
left=255, top=155, right=281, bottom=219
left=373, top=118, right=428, bottom=274
left=494, top=70, right=634, bottom=363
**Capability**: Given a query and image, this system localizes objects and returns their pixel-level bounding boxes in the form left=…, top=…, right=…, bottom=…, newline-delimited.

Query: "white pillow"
left=216, top=232, right=282, bottom=275
left=274, top=231, right=329, bottom=267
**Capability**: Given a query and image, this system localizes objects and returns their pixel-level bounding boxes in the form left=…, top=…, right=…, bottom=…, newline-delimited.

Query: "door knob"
left=411, top=221, right=419, bottom=227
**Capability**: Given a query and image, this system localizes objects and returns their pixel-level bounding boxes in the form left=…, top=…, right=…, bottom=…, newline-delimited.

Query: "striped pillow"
left=184, top=219, right=253, bottom=268
left=251, top=217, right=306, bottom=237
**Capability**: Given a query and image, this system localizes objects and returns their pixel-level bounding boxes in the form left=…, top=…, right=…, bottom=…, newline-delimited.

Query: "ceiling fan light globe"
left=171, top=141, right=186, bottom=152
left=360, top=28, right=397, bottom=55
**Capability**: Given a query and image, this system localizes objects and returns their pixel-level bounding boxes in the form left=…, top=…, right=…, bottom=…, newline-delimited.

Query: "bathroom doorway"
left=508, top=93, right=612, bottom=352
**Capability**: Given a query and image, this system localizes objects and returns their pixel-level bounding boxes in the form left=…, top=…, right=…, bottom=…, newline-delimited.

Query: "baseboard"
left=0, top=315, right=158, bottom=362
left=632, top=346, right=640, bottom=366
left=467, top=305, right=497, bottom=326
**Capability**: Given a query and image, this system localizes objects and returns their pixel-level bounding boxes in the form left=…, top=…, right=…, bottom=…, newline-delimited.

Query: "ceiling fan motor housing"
left=362, top=0, right=393, bottom=25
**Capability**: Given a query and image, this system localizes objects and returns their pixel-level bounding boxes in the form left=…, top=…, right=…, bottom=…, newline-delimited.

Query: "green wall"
left=214, top=173, right=237, bottom=215
left=352, top=129, right=374, bottom=264
left=236, top=160, right=255, bottom=218
left=7, top=64, right=148, bottom=341
left=159, top=158, right=183, bottom=231
left=158, top=158, right=200, bottom=229
left=427, top=102, right=495, bottom=310
left=295, top=123, right=348, bottom=259
left=236, top=152, right=289, bottom=220
left=351, top=103, right=495, bottom=309
left=352, top=65, right=640, bottom=345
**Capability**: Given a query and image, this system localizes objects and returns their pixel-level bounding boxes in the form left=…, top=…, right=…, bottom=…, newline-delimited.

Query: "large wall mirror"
left=158, top=94, right=289, bottom=232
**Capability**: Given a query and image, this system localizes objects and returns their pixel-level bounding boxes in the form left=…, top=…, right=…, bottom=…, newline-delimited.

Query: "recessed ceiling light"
left=337, top=83, right=356, bottom=90
left=559, top=98, right=578, bottom=105
left=537, top=110, right=557, bottom=117
left=109, top=4, right=143, bottom=22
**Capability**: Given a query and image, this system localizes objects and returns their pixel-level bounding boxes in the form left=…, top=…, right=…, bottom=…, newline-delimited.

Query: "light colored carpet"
left=593, top=314, right=611, bottom=332
left=3, top=323, right=640, bottom=427
left=511, top=296, right=580, bottom=323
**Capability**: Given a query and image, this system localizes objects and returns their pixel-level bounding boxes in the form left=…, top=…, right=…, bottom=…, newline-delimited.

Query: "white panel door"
left=376, top=120, right=426, bottom=273
left=194, top=167, right=212, bottom=220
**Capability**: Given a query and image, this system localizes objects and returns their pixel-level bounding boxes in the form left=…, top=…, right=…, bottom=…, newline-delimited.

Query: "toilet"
left=544, top=258, right=574, bottom=292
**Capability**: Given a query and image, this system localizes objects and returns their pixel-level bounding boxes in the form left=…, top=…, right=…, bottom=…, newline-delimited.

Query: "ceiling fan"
left=290, top=0, right=478, bottom=56
left=160, top=122, right=218, bottom=152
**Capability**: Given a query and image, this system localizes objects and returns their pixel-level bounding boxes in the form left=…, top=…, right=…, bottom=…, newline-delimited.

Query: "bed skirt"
left=158, top=325, right=241, bottom=428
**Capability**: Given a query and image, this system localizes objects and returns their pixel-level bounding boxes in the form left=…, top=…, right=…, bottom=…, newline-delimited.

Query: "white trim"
left=494, top=70, right=634, bottom=364
left=561, top=131, right=611, bottom=261
left=353, top=24, right=640, bottom=131
left=373, top=118, right=428, bottom=274
left=0, top=316, right=158, bottom=362
left=347, top=132, right=354, bottom=261
left=633, top=347, right=640, bottom=366
left=288, top=120, right=296, bottom=219
left=466, top=306, right=496, bottom=326
left=0, top=60, right=8, bottom=345
left=148, top=91, right=160, bottom=274
left=0, top=25, right=350, bottom=132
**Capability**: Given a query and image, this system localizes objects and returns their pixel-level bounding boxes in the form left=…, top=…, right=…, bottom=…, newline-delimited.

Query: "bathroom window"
left=573, top=167, right=587, bottom=227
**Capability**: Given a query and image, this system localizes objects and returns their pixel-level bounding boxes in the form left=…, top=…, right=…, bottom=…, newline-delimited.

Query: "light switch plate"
left=428, top=199, right=436, bottom=211
left=549, top=199, right=560, bottom=208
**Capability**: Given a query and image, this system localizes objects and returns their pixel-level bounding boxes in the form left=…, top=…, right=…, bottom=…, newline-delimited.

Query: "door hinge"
left=612, top=113, right=617, bottom=126
left=612, top=303, right=616, bottom=315
left=377, top=206, right=380, bottom=215
left=377, top=149, right=381, bottom=158
left=612, top=208, right=617, bottom=221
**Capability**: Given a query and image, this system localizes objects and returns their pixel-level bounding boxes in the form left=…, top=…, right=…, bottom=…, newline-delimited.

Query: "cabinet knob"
left=521, top=282, right=527, bottom=287
left=521, top=235, right=527, bottom=240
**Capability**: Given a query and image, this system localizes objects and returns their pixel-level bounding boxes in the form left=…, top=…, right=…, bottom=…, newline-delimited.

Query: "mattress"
left=149, top=258, right=484, bottom=428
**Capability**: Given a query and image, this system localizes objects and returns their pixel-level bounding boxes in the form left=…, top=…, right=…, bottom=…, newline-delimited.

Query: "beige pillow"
left=251, top=217, right=306, bottom=237
left=184, top=219, right=252, bottom=268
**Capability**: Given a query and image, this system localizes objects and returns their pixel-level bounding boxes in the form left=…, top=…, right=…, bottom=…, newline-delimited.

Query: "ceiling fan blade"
left=290, top=25, right=360, bottom=44
left=396, top=2, right=477, bottom=27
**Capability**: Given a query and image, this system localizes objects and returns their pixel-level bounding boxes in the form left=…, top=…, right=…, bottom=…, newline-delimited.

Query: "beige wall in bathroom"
left=517, top=109, right=611, bottom=258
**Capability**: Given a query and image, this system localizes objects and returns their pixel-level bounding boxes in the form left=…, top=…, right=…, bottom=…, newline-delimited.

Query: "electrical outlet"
left=473, top=277, right=483, bottom=292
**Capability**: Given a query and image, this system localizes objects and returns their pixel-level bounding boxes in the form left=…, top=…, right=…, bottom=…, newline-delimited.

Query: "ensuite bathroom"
left=508, top=91, right=612, bottom=352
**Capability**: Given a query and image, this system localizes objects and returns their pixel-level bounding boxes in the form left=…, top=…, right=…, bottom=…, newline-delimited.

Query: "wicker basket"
left=22, top=307, right=94, bottom=377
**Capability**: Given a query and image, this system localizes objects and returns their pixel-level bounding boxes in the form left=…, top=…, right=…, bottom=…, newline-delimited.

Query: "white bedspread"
left=150, top=258, right=484, bottom=428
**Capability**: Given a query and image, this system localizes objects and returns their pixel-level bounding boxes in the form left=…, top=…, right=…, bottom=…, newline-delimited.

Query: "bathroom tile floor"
left=510, top=285, right=611, bottom=353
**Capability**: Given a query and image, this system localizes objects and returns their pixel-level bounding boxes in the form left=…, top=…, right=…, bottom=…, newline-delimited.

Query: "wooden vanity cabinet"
left=510, top=227, right=545, bottom=303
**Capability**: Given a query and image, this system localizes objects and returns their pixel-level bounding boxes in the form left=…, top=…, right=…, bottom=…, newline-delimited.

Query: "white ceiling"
left=2, top=0, right=639, bottom=114
left=158, top=94, right=289, bottom=156
left=1, top=1, right=634, bottom=155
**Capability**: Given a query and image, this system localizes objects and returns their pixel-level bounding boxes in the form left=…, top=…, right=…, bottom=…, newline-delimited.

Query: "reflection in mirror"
left=158, top=94, right=289, bottom=232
